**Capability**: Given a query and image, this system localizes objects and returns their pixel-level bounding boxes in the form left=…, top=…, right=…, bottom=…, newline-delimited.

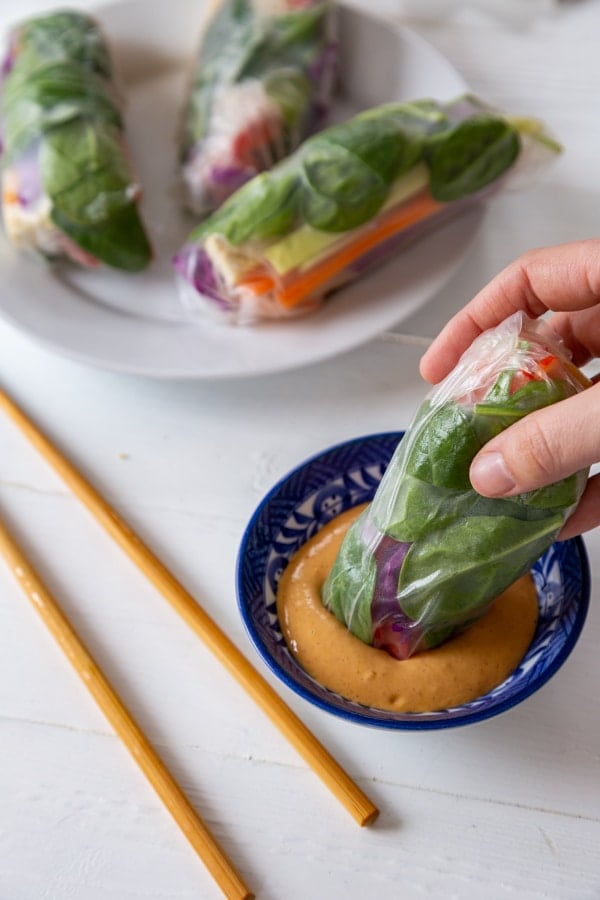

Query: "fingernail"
left=470, top=451, right=516, bottom=496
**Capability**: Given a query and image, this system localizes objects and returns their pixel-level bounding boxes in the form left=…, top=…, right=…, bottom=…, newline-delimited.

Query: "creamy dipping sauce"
left=277, top=505, right=539, bottom=712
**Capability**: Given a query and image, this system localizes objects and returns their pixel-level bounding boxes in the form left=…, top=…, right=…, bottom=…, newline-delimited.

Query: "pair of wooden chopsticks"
left=0, top=387, right=378, bottom=900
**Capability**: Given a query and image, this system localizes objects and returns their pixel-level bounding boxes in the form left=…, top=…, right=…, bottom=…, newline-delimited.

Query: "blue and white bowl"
left=236, top=432, right=590, bottom=730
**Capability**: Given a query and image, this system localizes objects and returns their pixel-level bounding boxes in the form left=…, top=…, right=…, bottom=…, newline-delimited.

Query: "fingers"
left=558, top=474, right=600, bottom=539
left=420, top=239, right=600, bottom=383
left=545, top=307, right=600, bottom=368
left=469, top=382, right=600, bottom=498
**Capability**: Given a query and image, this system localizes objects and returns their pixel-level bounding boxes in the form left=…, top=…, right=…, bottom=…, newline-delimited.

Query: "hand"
left=419, top=239, right=600, bottom=538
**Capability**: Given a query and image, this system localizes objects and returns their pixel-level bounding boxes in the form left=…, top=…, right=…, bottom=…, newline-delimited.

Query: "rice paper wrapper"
left=322, top=312, right=591, bottom=659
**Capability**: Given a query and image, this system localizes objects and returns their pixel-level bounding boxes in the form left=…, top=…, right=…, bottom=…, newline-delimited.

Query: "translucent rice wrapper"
left=322, top=312, right=591, bottom=659
left=180, top=0, right=337, bottom=216
left=174, top=95, right=561, bottom=325
left=0, top=9, right=151, bottom=270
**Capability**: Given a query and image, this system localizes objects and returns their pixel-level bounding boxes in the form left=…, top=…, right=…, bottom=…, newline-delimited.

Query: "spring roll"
left=174, top=95, right=560, bottom=325
left=322, top=313, right=591, bottom=660
left=180, top=0, right=337, bottom=216
left=0, top=9, right=152, bottom=271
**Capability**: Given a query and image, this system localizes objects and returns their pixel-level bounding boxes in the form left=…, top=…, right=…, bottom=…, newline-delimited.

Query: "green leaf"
left=359, top=100, right=451, bottom=141
left=263, top=69, right=311, bottom=134
left=427, top=115, right=521, bottom=202
left=16, top=11, right=112, bottom=76
left=235, top=2, right=331, bottom=81
left=321, top=116, right=423, bottom=185
left=520, top=473, right=581, bottom=512
left=372, top=474, right=464, bottom=542
left=40, top=121, right=151, bottom=270
left=405, top=401, right=483, bottom=490
left=40, top=120, right=132, bottom=226
left=190, top=170, right=299, bottom=245
left=51, top=202, right=152, bottom=272
left=322, top=512, right=376, bottom=644
left=473, top=375, right=569, bottom=444
left=299, top=137, right=389, bottom=232
left=181, top=0, right=254, bottom=151
left=398, top=513, right=562, bottom=628
left=3, top=60, right=121, bottom=125
left=2, top=61, right=121, bottom=162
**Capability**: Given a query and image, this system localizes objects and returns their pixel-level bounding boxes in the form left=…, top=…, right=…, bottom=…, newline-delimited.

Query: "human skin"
left=419, top=239, right=600, bottom=539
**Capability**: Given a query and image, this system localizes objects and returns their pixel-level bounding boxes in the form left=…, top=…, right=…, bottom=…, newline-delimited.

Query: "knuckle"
left=516, top=247, right=539, bottom=269
left=517, top=416, right=559, bottom=483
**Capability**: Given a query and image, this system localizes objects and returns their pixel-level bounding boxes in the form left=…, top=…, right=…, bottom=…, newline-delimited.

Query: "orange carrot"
left=238, top=274, right=275, bottom=295
left=277, top=190, right=442, bottom=309
left=234, top=189, right=442, bottom=308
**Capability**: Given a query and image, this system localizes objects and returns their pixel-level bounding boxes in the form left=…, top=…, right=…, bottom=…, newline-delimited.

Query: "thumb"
left=469, top=383, right=600, bottom=497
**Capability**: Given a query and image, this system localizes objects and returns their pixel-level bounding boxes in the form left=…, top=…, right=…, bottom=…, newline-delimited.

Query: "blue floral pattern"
left=237, top=433, right=590, bottom=730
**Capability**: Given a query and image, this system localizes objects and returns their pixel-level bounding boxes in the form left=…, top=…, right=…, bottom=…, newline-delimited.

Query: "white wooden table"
left=1, top=1, right=599, bottom=898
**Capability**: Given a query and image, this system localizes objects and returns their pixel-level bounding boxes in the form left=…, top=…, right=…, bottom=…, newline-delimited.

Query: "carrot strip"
left=237, top=274, right=274, bottom=295
left=234, top=189, right=442, bottom=306
left=277, top=190, right=442, bottom=309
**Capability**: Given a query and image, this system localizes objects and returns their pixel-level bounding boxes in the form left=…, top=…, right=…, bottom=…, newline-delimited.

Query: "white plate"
left=0, top=0, right=479, bottom=378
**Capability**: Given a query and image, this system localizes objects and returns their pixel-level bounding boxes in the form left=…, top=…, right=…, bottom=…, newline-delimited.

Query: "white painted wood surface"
left=1, top=1, right=599, bottom=898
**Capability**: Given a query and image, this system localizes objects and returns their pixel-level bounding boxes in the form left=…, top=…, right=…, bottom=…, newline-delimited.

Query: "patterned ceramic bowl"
left=236, top=432, right=590, bottom=729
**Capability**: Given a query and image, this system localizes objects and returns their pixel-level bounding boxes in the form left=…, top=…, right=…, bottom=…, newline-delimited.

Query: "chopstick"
left=0, top=387, right=379, bottom=828
left=0, top=515, right=253, bottom=900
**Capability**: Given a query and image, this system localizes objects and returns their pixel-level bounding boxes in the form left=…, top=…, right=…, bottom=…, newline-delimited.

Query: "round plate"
left=237, top=432, right=591, bottom=729
left=0, top=0, right=479, bottom=378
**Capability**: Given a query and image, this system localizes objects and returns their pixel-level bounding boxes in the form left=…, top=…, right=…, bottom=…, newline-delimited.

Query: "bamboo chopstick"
left=0, top=388, right=379, bottom=828
left=0, top=516, right=253, bottom=900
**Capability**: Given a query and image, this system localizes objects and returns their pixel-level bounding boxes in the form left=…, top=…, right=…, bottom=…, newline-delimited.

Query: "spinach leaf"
left=374, top=465, right=574, bottom=548
left=427, top=115, right=520, bottom=202
left=371, top=471, right=430, bottom=541
left=41, top=122, right=152, bottom=269
left=319, top=116, right=423, bottom=185
left=296, top=110, right=429, bottom=232
left=51, top=202, right=151, bottom=272
left=520, top=473, right=581, bottom=512
left=299, top=137, right=389, bottom=231
left=482, top=369, right=513, bottom=404
left=398, top=513, right=562, bottom=628
left=190, top=169, right=299, bottom=245
left=182, top=0, right=254, bottom=151
left=263, top=69, right=311, bottom=136
left=473, top=375, right=568, bottom=444
left=235, top=2, right=330, bottom=81
left=361, top=100, right=451, bottom=141
left=2, top=61, right=121, bottom=162
left=405, top=401, right=483, bottom=490
left=40, top=121, right=132, bottom=226
left=3, top=61, right=120, bottom=127
left=17, top=11, right=111, bottom=77
left=322, top=512, right=376, bottom=644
